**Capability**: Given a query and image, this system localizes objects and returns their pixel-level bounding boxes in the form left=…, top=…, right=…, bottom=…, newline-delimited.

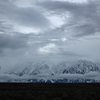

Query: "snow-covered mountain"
left=0, top=60, right=100, bottom=83
left=52, top=60, right=100, bottom=75
left=62, top=60, right=100, bottom=74
left=9, top=62, right=54, bottom=76
left=9, top=60, right=100, bottom=76
left=10, top=60, right=100, bottom=76
left=30, top=62, right=53, bottom=76
left=8, top=61, right=34, bottom=76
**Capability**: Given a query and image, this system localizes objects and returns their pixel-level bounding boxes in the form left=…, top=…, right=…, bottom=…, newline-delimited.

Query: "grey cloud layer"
left=38, top=0, right=100, bottom=37
left=0, top=0, right=49, bottom=29
left=0, top=34, right=31, bottom=54
left=0, top=0, right=100, bottom=68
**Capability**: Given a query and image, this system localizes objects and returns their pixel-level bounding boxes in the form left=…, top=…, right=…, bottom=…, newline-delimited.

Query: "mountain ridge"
left=8, top=60, right=100, bottom=76
left=0, top=60, right=100, bottom=83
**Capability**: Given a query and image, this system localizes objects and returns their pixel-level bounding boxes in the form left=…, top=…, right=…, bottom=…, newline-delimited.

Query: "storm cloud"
left=38, top=0, right=100, bottom=37
left=0, top=0, right=50, bottom=31
left=0, top=0, right=100, bottom=70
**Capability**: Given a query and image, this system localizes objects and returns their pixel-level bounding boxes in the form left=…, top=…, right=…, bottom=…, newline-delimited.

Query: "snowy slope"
left=8, top=60, right=100, bottom=76
left=62, top=60, right=100, bottom=74
left=0, top=60, right=100, bottom=83
left=9, top=62, right=54, bottom=76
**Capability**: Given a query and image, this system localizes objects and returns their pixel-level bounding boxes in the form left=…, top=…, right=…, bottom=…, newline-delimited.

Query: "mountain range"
left=0, top=60, right=100, bottom=83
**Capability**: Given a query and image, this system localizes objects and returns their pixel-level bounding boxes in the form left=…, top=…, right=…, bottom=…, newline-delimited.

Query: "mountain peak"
left=63, top=60, right=100, bottom=74
left=8, top=60, right=100, bottom=77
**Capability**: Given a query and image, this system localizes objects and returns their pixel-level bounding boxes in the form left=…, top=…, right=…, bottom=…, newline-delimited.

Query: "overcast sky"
left=0, top=0, right=100, bottom=71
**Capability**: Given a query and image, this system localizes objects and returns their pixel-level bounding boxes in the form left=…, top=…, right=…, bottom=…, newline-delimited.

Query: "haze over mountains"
left=0, top=60, right=100, bottom=83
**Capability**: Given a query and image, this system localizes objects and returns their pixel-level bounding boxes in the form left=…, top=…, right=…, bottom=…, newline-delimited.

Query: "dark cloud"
left=0, top=33, right=30, bottom=53
left=0, top=20, right=13, bottom=34
left=0, top=0, right=50, bottom=29
left=38, top=0, right=100, bottom=37
left=37, top=1, right=78, bottom=12
left=73, top=24, right=96, bottom=37
left=0, top=0, right=100, bottom=70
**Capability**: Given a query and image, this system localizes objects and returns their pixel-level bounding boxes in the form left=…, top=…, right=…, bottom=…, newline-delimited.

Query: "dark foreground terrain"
left=0, top=83, right=100, bottom=100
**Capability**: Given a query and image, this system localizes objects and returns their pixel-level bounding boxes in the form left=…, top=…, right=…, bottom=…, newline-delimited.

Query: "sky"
left=0, top=0, right=100, bottom=71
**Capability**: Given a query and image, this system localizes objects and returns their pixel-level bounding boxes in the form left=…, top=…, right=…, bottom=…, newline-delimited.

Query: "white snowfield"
left=0, top=60, right=100, bottom=83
